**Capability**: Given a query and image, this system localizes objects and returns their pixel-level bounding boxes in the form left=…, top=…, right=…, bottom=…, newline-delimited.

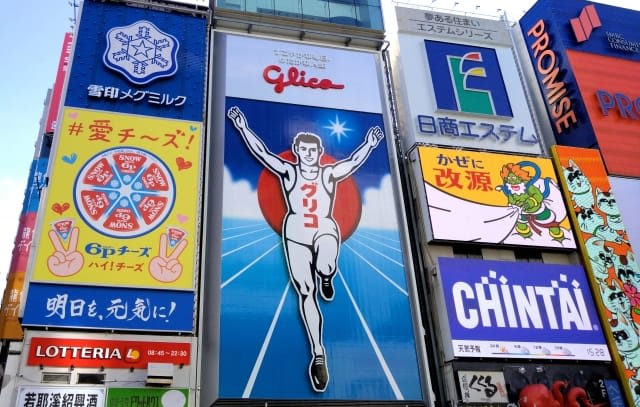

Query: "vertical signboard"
left=437, top=257, right=609, bottom=361
left=519, top=0, right=595, bottom=148
left=552, top=145, right=640, bottom=407
left=219, top=33, right=423, bottom=400
left=417, top=146, right=575, bottom=248
left=23, top=0, right=206, bottom=333
left=0, top=156, right=48, bottom=339
left=393, top=7, right=542, bottom=154
left=45, top=33, right=73, bottom=134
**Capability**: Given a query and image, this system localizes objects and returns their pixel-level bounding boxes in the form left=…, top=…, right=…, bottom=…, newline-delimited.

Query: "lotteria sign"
left=438, top=257, right=609, bottom=361
left=27, top=336, right=190, bottom=368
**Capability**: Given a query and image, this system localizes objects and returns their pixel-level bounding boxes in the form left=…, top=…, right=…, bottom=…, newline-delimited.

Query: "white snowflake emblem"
left=103, top=20, right=179, bottom=85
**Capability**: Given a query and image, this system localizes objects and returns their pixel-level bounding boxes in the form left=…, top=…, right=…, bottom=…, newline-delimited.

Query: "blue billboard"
left=65, top=0, right=206, bottom=121
left=218, top=34, right=423, bottom=401
left=438, top=257, right=609, bottom=361
left=22, top=283, right=194, bottom=332
left=425, top=40, right=513, bottom=118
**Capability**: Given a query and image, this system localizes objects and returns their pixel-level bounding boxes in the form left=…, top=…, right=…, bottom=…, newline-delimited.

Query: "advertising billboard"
left=519, top=0, right=640, bottom=151
left=27, top=336, right=190, bottom=368
left=567, top=50, right=640, bottom=177
left=22, top=282, right=193, bottom=332
left=417, top=146, right=575, bottom=248
left=218, top=33, right=423, bottom=401
left=0, top=156, right=48, bottom=339
left=553, top=145, right=640, bottom=406
left=437, top=257, right=609, bottom=361
left=30, top=108, right=201, bottom=290
left=45, top=33, right=73, bottom=134
left=106, top=388, right=188, bottom=407
left=16, top=386, right=105, bottom=407
left=65, top=0, right=206, bottom=121
left=393, top=7, right=542, bottom=154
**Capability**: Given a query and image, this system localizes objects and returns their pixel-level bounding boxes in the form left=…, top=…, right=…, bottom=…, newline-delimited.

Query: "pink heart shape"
left=177, top=214, right=188, bottom=224
left=68, top=111, right=78, bottom=119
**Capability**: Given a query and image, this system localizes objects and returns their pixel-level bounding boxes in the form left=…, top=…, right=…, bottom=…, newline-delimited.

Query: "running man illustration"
left=227, top=106, right=384, bottom=392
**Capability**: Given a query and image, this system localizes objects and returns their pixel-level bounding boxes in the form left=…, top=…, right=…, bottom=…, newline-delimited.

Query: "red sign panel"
left=46, top=33, right=73, bottom=134
left=568, top=49, right=640, bottom=177
left=27, top=337, right=190, bottom=368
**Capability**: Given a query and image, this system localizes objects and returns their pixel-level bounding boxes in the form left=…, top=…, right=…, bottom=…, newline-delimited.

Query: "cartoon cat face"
left=596, top=187, right=620, bottom=216
left=616, top=252, right=640, bottom=289
left=577, top=207, right=604, bottom=234
left=585, top=237, right=614, bottom=280
left=563, top=160, right=594, bottom=210
left=602, top=280, right=631, bottom=314
left=563, top=160, right=591, bottom=195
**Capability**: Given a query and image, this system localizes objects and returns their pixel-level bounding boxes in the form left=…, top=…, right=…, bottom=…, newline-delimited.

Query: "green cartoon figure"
left=498, top=162, right=566, bottom=242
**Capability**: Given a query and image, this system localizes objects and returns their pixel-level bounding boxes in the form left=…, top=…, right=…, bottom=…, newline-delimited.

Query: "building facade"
left=0, top=0, right=638, bottom=406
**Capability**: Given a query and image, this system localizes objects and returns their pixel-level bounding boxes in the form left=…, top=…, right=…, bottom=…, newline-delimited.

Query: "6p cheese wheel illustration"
left=74, top=147, right=176, bottom=238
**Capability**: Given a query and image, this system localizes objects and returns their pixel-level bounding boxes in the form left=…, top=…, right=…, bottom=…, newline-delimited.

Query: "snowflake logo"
left=103, top=20, right=179, bottom=85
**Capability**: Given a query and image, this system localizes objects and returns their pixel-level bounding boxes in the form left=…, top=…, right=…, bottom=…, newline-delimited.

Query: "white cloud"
left=222, top=166, right=264, bottom=219
left=359, top=174, right=400, bottom=230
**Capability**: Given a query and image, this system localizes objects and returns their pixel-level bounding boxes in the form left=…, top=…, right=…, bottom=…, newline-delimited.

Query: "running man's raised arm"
left=227, top=106, right=289, bottom=174
left=330, top=126, right=384, bottom=180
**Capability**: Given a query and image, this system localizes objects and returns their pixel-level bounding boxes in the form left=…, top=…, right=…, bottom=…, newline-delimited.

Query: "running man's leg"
left=284, top=239, right=329, bottom=391
left=314, top=234, right=339, bottom=301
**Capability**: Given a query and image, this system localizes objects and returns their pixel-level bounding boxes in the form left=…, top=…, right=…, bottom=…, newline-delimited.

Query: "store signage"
left=438, top=257, right=609, bottom=361
left=16, top=386, right=105, bottom=407
left=262, top=65, right=345, bottom=94
left=27, top=336, right=190, bottom=368
left=526, top=19, right=577, bottom=134
left=425, top=40, right=512, bottom=118
left=570, top=5, right=601, bottom=43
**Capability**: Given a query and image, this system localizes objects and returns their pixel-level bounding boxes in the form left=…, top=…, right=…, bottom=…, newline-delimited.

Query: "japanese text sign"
left=32, top=108, right=201, bottom=290
left=22, top=283, right=194, bottom=332
left=417, top=146, right=575, bottom=248
left=66, top=0, right=206, bottom=121
left=438, top=257, right=609, bottom=361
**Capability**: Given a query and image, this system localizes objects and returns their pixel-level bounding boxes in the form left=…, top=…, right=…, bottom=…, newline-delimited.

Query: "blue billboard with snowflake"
left=65, top=0, right=206, bottom=121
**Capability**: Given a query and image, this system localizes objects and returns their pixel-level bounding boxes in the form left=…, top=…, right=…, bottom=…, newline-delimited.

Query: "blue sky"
left=0, top=2, right=73, bottom=289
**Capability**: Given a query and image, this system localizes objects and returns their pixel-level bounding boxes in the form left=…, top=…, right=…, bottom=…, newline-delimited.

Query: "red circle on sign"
left=256, top=151, right=361, bottom=241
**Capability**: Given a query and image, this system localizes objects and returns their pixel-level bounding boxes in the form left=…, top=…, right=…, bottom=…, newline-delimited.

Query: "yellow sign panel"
left=418, top=146, right=575, bottom=248
left=32, top=108, right=201, bottom=290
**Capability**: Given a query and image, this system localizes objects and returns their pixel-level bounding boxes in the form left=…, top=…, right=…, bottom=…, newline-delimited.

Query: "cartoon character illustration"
left=615, top=251, right=640, bottom=315
left=601, top=279, right=632, bottom=331
left=612, top=312, right=640, bottom=370
left=497, top=162, right=565, bottom=242
left=595, top=187, right=625, bottom=233
left=227, top=106, right=383, bottom=392
left=563, top=159, right=594, bottom=210
left=577, top=207, right=625, bottom=244
left=47, top=226, right=83, bottom=277
left=584, top=236, right=614, bottom=282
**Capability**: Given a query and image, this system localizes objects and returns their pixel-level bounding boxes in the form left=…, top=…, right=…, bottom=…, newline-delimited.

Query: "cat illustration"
left=584, top=236, right=614, bottom=282
left=577, top=207, right=624, bottom=243
left=612, top=312, right=640, bottom=370
left=563, top=159, right=594, bottom=209
left=595, top=187, right=625, bottom=233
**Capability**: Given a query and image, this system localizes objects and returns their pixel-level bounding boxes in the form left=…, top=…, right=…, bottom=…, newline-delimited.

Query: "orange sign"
left=568, top=49, right=640, bottom=177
